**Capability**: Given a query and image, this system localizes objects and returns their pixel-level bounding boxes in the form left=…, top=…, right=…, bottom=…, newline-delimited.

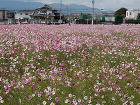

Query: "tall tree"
left=114, top=7, right=128, bottom=24
left=114, top=7, right=128, bottom=16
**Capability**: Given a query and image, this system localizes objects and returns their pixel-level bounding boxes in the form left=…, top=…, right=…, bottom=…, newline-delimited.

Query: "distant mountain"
left=0, top=1, right=102, bottom=14
left=49, top=3, right=102, bottom=15
left=0, top=0, right=43, bottom=11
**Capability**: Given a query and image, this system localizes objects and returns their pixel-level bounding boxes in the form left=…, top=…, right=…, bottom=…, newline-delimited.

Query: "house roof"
left=96, top=12, right=115, bottom=16
left=130, top=9, right=140, bottom=11
left=17, top=10, right=33, bottom=13
left=36, top=4, right=56, bottom=11
left=6, top=10, right=15, bottom=13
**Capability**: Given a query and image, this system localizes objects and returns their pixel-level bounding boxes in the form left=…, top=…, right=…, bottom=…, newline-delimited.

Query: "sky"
left=13, top=0, right=140, bottom=11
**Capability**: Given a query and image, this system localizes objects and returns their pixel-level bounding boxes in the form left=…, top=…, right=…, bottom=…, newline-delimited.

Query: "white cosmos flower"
left=130, top=101, right=134, bottom=105
left=38, top=94, right=41, bottom=97
left=101, top=95, right=104, bottom=98
left=112, top=97, right=115, bottom=101
left=73, top=101, right=77, bottom=105
left=32, top=94, right=35, bottom=97
left=53, top=88, right=56, bottom=91
left=26, top=73, right=30, bottom=75
left=78, top=99, right=81, bottom=102
left=88, top=99, right=92, bottom=103
left=32, top=76, right=36, bottom=79
left=8, top=84, right=11, bottom=87
left=84, top=96, right=88, bottom=100
left=50, top=102, right=55, bottom=105
left=47, top=87, right=51, bottom=91
left=52, top=91, right=56, bottom=95
left=131, top=95, right=134, bottom=98
left=65, top=99, right=69, bottom=103
left=43, top=101, right=46, bottom=105
left=21, top=85, right=24, bottom=88
left=69, top=94, right=72, bottom=97
left=44, top=89, right=47, bottom=93
left=0, top=100, right=4, bottom=103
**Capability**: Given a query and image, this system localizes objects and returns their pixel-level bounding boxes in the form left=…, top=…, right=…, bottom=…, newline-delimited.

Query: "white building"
left=30, top=4, right=64, bottom=24
left=15, top=10, right=33, bottom=23
left=125, top=9, right=140, bottom=20
left=97, top=12, right=115, bottom=22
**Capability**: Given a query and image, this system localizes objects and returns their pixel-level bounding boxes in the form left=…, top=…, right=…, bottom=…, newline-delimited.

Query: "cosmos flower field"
left=0, top=24, right=140, bottom=105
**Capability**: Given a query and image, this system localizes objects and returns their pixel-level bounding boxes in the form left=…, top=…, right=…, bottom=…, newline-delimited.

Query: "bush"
left=126, top=19, right=140, bottom=24
left=115, top=15, right=124, bottom=24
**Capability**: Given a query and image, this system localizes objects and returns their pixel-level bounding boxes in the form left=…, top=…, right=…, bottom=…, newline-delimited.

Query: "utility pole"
left=14, top=9, right=16, bottom=24
left=60, top=0, right=62, bottom=24
left=92, top=0, right=95, bottom=25
left=70, top=6, right=71, bottom=23
left=66, top=4, right=68, bottom=20
left=45, top=4, right=48, bottom=24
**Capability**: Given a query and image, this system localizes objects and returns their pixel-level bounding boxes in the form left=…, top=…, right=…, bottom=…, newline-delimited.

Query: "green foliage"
left=115, top=15, right=124, bottom=24
left=114, top=7, right=128, bottom=16
left=81, top=13, right=91, bottom=19
left=126, top=19, right=140, bottom=24
left=137, top=13, right=140, bottom=20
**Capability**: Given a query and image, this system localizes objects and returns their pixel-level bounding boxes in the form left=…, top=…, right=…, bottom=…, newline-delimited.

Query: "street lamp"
left=92, top=0, right=95, bottom=25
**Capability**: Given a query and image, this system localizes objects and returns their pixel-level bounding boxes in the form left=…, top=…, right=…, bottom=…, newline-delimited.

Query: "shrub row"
left=125, top=19, right=140, bottom=24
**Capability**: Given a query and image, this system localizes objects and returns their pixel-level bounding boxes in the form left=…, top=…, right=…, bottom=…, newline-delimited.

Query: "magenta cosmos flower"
left=5, top=86, right=10, bottom=92
left=55, top=97, right=59, bottom=102
left=28, top=95, right=32, bottom=100
left=51, top=74, right=55, bottom=78
left=94, top=85, right=99, bottom=92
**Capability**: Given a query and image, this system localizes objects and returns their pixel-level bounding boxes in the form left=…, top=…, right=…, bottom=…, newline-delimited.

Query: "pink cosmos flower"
left=64, top=78, right=68, bottom=83
left=131, top=64, right=134, bottom=67
left=0, top=96, right=3, bottom=100
left=55, top=97, right=59, bottom=102
left=5, top=86, right=10, bottom=92
left=35, top=91, right=39, bottom=94
left=23, top=80, right=29, bottom=84
left=94, top=85, right=99, bottom=92
left=31, top=86, right=34, bottom=90
left=37, top=78, right=41, bottom=82
left=51, top=74, right=55, bottom=78
left=18, top=75, right=20, bottom=78
left=22, top=75, right=25, bottom=78
left=28, top=95, right=32, bottom=100
left=60, top=73, right=63, bottom=76
left=73, top=95, right=76, bottom=99
left=63, top=68, right=67, bottom=71
left=32, top=82, right=35, bottom=85
left=19, top=99, right=21, bottom=103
